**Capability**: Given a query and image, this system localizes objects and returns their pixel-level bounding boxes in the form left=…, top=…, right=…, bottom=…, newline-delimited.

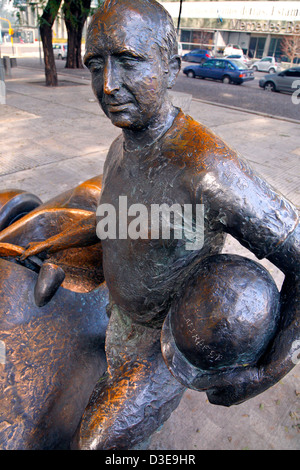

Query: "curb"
left=192, top=97, right=300, bottom=125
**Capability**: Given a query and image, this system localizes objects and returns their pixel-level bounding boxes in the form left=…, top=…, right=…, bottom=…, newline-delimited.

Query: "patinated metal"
left=0, top=0, right=299, bottom=450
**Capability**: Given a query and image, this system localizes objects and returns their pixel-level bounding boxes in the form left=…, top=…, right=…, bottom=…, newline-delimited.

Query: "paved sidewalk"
left=0, top=66, right=299, bottom=450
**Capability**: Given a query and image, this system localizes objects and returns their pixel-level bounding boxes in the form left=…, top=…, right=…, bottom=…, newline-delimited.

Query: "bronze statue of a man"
left=3, top=0, right=299, bottom=450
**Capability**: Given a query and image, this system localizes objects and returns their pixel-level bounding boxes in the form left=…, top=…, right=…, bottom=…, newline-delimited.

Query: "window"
left=230, top=60, right=245, bottom=70
left=249, top=37, right=266, bottom=59
left=202, top=61, right=214, bottom=68
left=268, top=37, right=283, bottom=59
left=226, top=62, right=235, bottom=71
left=214, top=60, right=225, bottom=69
left=181, top=30, right=191, bottom=44
left=285, top=69, right=300, bottom=77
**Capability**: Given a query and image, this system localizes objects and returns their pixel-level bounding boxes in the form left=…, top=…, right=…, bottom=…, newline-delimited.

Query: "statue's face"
left=85, top=10, right=171, bottom=130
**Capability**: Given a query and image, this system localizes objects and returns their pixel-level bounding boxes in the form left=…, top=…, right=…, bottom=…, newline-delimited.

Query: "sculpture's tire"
left=0, top=190, right=42, bottom=231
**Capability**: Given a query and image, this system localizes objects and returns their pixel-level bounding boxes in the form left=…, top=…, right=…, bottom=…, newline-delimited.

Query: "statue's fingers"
left=20, top=243, right=44, bottom=260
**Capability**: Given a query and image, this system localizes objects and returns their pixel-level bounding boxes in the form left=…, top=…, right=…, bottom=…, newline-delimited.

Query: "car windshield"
left=230, top=60, right=246, bottom=70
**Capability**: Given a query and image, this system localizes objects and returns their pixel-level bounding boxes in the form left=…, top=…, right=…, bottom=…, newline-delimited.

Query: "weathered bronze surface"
left=0, top=0, right=299, bottom=450
left=0, top=178, right=109, bottom=449
left=169, top=254, right=281, bottom=371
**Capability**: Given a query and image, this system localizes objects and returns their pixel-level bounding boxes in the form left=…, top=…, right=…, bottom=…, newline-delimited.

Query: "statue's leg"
left=72, top=303, right=185, bottom=450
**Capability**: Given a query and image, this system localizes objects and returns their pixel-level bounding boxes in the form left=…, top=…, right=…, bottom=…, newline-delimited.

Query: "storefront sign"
left=230, top=19, right=300, bottom=34
left=161, top=1, right=300, bottom=22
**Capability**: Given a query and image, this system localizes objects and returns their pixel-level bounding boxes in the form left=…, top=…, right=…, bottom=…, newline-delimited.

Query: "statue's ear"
left=167, top=55, right=181, bottom=89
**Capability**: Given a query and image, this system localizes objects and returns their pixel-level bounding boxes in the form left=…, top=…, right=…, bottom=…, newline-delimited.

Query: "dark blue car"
left=183, top=59, right=254, bottom=85
left=182, top=49, right=212, bottom=63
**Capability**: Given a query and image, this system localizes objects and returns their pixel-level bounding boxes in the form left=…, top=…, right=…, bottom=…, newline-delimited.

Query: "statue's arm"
left=206, top=222, right=299, bottom=406
left=19, top=136, right=122, bottom=261
left=195, top=152, right=299, bottom=405
left=20, top=212, right=99, bottom=260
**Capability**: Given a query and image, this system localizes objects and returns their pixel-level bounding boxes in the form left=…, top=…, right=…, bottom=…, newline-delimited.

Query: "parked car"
left=53, top=43, right=68, bottom=60
left=183, top=59, right=254, bottom=85
left=251, top=56, right=281, bottom=73
left=225, top=54, right=251, bottom=67
left=223, top=44, right=244, bottom=56
left=259, top=67, right=300, bottom=93
left=182, top=49, right=212, bottom=63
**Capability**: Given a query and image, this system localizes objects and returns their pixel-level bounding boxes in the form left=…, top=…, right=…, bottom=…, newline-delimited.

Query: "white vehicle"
left=225, top=54, right=251, bottom=67
left=223, top=44, right=244, bottom=56
left=53, top=43, right=68, bottom=60
left=251, top=57, right=281, bottom=74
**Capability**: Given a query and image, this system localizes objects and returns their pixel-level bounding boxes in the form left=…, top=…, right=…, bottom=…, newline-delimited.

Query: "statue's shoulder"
left=108, top=134, right=124, bottom=157
left=169, top=111, right=239, bottom=171
left=174, top=112, right=269, bottom=200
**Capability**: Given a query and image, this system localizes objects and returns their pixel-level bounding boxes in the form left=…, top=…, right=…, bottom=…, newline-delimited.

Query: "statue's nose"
left=103, top=58, right=120, bottom=95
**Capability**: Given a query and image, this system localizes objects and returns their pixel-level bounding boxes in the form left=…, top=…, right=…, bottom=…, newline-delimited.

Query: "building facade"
left=1, top=0, right=300, bottom=60
left=160, top=1, right=300, bottom=58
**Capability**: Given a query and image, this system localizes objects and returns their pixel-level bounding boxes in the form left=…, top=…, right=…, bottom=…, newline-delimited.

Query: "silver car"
left=252, top=56, right=281, bottom=73
left=259, top=67, right=300, bottom=93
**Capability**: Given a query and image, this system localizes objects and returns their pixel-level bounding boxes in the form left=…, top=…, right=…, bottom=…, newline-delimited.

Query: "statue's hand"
left=21, top=241, right=66, bottom=307
left=174, top=360, right=267, bottom=407
left=20, top=241, right=52, bottom=261
left=204, top=365, right=266, bottom=407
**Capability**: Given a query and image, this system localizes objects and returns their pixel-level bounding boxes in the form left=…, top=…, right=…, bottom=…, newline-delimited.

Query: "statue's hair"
left=87, top=0, right=178, bottom=58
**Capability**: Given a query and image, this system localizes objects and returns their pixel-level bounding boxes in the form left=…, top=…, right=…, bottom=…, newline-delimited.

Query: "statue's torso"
left=99, top=110, right=298, bottom=326
left=100, top=112, right=226, bottom=325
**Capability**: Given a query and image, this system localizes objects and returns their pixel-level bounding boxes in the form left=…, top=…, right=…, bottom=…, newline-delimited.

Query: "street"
left=14, top=57, right=300, bottom=122
left=174, top=66, right=300, bottom=122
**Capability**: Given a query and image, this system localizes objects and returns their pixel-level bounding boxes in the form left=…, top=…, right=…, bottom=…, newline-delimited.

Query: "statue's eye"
left=88, top=58, right=104, bottom=73
left=118, top=54, right=142, bottom=69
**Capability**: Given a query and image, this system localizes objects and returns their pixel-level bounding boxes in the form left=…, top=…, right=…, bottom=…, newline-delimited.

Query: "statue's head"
left=84, top=0, right=180, bottom=131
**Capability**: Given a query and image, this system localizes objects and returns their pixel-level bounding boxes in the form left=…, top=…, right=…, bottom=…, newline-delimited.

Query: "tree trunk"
left=63, top=0, right=91, bottom=69
left=40, top=0, right=63, bottom=86
left=65, top=19, right=84, bottom=68
left=40, top=24, right=57, bottom=86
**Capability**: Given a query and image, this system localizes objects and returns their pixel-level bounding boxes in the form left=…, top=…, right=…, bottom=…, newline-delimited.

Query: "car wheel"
left=0, top=190, right=42, bottom=231
left=252, top=66, right=258, bottom=71
left=222, top=75, right=231, bottom=84
left=187, top=71, right=195, bottom=78
left=264, top=81, right=276, bottom=92
left=269, top=68, right=275, bottom=74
